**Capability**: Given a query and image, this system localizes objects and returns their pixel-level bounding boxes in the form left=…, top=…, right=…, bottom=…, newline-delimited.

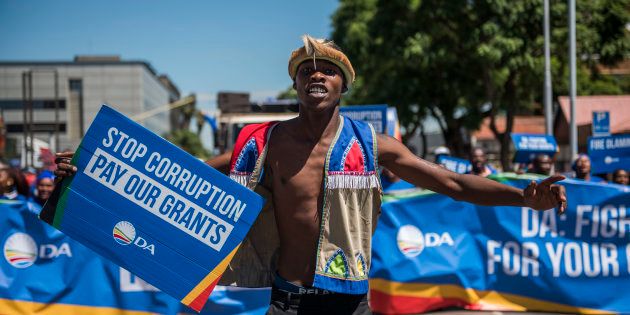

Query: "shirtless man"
left=468, top=147, right=497, bottom=177
left=529, top=154, right=553, bottom=176
left=56, top=35, right=566, bottom=315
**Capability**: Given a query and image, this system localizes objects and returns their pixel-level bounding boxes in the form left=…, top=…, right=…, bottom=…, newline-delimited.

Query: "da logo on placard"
left=113, top=221, right=136, bottom=245
left=397, top=225, right=454, bottom=258
left=113, top=221, right=155, bottom=255
left=4, top=233, right=37, bottom=268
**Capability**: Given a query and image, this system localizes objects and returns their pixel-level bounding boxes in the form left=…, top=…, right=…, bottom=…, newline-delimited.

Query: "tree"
left=332, top=0, right=630, bottom=168
left=333, top=0, right=490, bottom=157
left=165, top=130, right=210, bottom=159
left=472, top=0, right=629, bottom=169
left=277, top=86, right=298, bottom=100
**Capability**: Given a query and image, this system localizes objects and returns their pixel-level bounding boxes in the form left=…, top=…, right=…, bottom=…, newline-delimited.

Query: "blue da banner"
left=588, top=134, right=630, bottom=174
left=1, top=200, right=269, bottom=314
left=511, top=133, right=557, bottom=163
left=340, top=104, right=388, bottom=134
left=370, top=174, right=630, bottom=314
left=40, top=105, right=265, bottom=311
left=8, top=173, right=630, bottom=314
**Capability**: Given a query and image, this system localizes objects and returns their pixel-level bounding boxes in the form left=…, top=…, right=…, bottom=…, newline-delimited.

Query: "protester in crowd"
left=380, top=167, right=415, bottom=193
left=56, top=35, right=567, bottom=315
left=468, top=147, right=497, bottom=177
left=30, top=171, right=55, bottom=206
left=0, top=167, right=30, bottom=201
left=572, top=154, right=606, bottom=183
left=22, top=166, right=37, bottom=187
left=529, top=154, right=552, bottom=176
left=8, top=158, right=20, bottom=169
left=612, top=169, right=629, bottom=186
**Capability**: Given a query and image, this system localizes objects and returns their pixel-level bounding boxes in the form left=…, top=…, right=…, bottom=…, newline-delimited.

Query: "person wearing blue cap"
left=572, top=154, right=605, bottom=183
left=30, top=171, right=55, bottom=206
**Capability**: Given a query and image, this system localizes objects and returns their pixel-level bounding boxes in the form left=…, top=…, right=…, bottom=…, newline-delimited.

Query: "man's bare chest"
left=265, top=140, right=330, bottom=199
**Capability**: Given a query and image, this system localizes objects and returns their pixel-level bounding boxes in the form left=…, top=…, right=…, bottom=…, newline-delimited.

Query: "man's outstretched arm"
left=377, top=134, right=567, bottom=213
left=206, top=150, right=232, bottom=175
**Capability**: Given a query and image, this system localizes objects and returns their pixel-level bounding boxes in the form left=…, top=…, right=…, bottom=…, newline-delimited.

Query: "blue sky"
left=0, top=0, right=339, bottom=109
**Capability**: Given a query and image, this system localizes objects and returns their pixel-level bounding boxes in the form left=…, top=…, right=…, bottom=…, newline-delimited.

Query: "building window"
left=69, top=79, right=83, bottom=92
left=68, top=79, right=84, bottom=137
left=7, top=123, right=67, bottom=133
left=0, top=99, right=66, bottom=109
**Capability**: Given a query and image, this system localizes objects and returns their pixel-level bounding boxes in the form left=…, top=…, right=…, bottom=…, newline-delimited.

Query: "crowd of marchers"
left=0, top=161, right=55, bottom=207
left=380, top=146, right=628, bottom=194
left=6, top=143, right=626, bottom=203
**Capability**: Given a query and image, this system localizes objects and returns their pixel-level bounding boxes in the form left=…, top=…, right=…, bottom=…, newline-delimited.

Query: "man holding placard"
left=57, top=35, right=567, bottom=315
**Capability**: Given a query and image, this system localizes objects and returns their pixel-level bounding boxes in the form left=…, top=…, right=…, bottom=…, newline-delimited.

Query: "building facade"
left=0, top=55, right=179, bottom=166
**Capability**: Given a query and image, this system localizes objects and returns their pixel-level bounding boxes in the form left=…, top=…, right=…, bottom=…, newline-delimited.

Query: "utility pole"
left=22, top=72, right=29, bottom=167
left=569, top=0, right=578, bottom=159
left=543, top=0, right=553, bottom=135
left=54, top=71, right=60, bottom=152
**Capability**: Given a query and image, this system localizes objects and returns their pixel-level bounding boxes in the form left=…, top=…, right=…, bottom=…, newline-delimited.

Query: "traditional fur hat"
left=288, top=35, right=355, bottom=87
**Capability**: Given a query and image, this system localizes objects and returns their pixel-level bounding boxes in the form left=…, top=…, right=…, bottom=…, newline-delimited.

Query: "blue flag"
left=202, top=112, right=218, bottom=132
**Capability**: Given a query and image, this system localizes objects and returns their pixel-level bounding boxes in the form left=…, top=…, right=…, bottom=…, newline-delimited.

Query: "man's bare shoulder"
left=269, top=118, right=300, bottom=143
left=376, top=133, right=406, bottom=163
left=265, top=119, right=296, bottom=162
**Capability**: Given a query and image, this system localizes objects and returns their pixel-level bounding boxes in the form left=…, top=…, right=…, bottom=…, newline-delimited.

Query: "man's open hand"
left=524, top=175, right=567, bottom=214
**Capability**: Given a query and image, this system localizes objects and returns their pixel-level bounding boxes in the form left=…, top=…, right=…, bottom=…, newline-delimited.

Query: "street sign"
left=592, top=111, right=610, bottom=137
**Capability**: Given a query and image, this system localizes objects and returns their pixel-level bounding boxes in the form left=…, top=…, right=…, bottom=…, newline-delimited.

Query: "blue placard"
left=592, top=111, right=610, bottom=137
left=340, top=104, right=388, bottom=134
left=386, top=107, right=400, bottom=139
left=40, top=105, right=264, bottom=311
left=511, top=133, right=557, bottom=163
left=437, top=155, right=471, bottom=174
left=588, top=134, right=630, bottom=173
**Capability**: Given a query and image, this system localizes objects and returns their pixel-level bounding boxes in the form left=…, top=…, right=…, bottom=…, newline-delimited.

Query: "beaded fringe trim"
left=229, top=173, right=251, bottom=187
left=326, top=174, right=380, bottom=190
